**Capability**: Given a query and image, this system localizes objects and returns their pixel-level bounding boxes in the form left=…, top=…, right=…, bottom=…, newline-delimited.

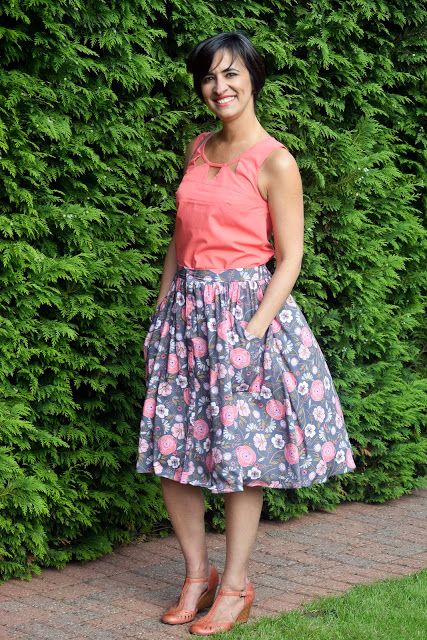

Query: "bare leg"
left=160, top=478, right=211, bottom=610
left=207, top=485, right=263, bottom=622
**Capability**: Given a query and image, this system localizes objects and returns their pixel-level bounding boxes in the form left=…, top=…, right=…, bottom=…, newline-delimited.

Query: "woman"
left=137, top=31, right=357, bottom=635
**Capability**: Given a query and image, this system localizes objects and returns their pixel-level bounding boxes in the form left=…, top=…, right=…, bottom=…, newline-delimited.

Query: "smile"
left=214, top=96, right=236, bottom=106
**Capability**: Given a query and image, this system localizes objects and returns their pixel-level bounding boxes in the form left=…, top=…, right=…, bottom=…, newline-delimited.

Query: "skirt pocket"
left=230, top=323, right=265, bottom=394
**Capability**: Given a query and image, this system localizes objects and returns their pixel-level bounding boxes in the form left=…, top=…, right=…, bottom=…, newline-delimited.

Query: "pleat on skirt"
left=136, top=264, right=356, bottom=493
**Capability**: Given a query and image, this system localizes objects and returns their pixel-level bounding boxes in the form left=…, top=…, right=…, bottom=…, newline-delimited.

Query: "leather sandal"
left=161, top=564, right=219, bottom=625
left=189, top=579, right=255, bottom=635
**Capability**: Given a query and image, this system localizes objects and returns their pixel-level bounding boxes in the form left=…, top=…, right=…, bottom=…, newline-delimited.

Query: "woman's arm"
left=246, top=148, right=304, bottom=338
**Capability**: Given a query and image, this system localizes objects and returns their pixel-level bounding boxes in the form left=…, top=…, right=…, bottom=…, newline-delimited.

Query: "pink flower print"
left=284, top=372, right=297, bottom=392
left=285, top=443, right=299, bottom=464
left=256, top=286, right=264, bottom=302
left=161, top=321, right=170, bottom=337
left=300, top=326, right=313, bottom=347
left=235, top=445, right=257, bottom=467
left=139, top=438, right=149, bottom=453
left=174, top=468, right=190, bottom=483
left=220, top=404, right=238, bottom=426
left=249, top=373, right=263, bottom=394
left=143, top=398, right=156, bottom=418
left=193, top=419, right=209, bottom=440
left=212, top=447, right=223, bottom=463
left=184, top=295, right=194, bottom=321
left=270, top=317, right=281, bottom=333
left=183, top=387, right=190, bottom=405
left=203, top=284, right=216, bottom=304
left=294, top=424, right=304, bottom=446
left=335, top=394, right=344, bottom=416
left=205, top=450, right=215, bottom=472
left=284, top=399, right=292, bottom=415
left=153, top=461, right=163, bottom=474
left=167, top=353, right=179, bottom=375
left=188, top=350, right=195, bottom=370
left=158, top=434, right=177, bottom=455
left=346, top=447, right=356, bottom=469
left=266, top=399, right=286, bottom=420
left=192, top=337, right=208, bottom=358
left=230, top=347, right=251, bottom=369
left=316, top=460, right=327, bottom=475
left=210, top=368, right=218, bottom=386
left=321, top=441, right=336, bottom=462
left=228, top=281, right=240, bottom=302
left=253, top=433, right=267, bottom=450
left=310, top=379, right=325, bottom=401
left=217, top=320, right=230, bottom=341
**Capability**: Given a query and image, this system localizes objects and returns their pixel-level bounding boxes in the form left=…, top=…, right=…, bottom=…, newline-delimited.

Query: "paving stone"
left=0, top=489, right=425, bottom=639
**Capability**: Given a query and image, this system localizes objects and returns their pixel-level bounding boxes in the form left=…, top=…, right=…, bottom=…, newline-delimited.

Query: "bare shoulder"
left=264, top=145, right=299, bottom=176
left=258, top=146, right=302, bottom=199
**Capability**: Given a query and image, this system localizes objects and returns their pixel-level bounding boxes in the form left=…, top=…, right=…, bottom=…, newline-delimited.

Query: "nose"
left=213, top=76, right=230, bottom=96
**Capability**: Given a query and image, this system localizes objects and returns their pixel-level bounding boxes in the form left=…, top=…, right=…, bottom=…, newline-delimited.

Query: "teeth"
left=216, top=96, right=235, bottom=104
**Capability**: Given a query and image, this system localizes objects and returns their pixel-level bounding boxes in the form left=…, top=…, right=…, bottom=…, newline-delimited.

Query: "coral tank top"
left=175, top=131, right=287, bottom=272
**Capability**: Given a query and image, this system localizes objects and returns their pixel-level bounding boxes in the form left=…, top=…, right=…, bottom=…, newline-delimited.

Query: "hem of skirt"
left=135, top=466, right=356, bottom=494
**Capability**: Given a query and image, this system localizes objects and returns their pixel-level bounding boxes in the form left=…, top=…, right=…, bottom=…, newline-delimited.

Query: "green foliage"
left=0, top=0, right=426, bottom=580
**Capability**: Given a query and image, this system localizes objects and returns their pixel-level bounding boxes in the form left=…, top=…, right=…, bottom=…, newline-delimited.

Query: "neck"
left=216, top=110, right=264, bottom=144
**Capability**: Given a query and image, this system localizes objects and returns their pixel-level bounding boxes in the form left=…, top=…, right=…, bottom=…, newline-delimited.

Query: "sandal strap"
left=218, top=587, right=248, bottom=597
left=185, top=575, right=209, bottom=583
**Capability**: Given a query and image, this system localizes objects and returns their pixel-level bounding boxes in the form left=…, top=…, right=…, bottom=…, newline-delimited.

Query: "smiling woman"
left=136, top=30, right=357, bottom=636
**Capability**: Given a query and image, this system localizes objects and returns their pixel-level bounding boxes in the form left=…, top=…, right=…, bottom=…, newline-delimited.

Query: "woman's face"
left=200, top=48, right=254, bottom=120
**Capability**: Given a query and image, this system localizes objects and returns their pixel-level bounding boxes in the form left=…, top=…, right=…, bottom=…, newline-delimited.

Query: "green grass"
left=210, top=568, right=427, bottom=639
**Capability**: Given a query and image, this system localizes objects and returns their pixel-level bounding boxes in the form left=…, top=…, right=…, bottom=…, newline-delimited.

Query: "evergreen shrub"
left=0, top=0, right=426, bottom=581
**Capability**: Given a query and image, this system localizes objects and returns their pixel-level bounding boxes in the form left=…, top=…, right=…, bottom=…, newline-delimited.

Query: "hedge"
left=0, top=0, right=426, bottom=581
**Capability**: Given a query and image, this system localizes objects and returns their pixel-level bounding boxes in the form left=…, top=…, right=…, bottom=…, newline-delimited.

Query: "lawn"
left=210, top=567, right=427, bottom=639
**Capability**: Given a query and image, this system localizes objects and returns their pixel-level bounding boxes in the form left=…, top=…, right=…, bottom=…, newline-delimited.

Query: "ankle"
left=220, top=575, right=249, bottom=592
left=185, top=559, right=211, bottom=578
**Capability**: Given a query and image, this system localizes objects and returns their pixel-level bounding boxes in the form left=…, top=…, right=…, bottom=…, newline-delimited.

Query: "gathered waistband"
left=177, top=263, right=270, bottom=283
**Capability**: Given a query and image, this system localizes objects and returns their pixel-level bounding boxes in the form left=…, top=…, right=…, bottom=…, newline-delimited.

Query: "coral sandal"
left=161, top=564, right=219, bottom=625
left=189, top=579, right=255, bottom=635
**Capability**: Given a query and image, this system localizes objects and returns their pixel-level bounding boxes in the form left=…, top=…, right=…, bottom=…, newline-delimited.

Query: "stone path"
left=1, top=488, right=426, bottom=639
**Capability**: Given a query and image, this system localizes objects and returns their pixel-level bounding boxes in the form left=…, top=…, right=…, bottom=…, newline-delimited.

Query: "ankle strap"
left=185, top=575, right=209, bottom=583
left=218, top=586, right=249, bottom=597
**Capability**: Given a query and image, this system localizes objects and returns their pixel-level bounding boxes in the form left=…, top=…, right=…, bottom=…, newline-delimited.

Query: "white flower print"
left=156, top=404, right=169, bottom=418
left=324, top=375, right=331, bottom=390
left=158, top=382, right=173, bottom=396
left=248, top=467, right=261, bottom=479
left=298, top=381, right=309, bottom=395
left=298, top=345, right=311, bottom=360
left=171, top=423, right=185, bottom=439
left=168, top=456, right=180, bottom=468
left=279, top=309, right=293, bottom=323
left=305, top=424, right=316, bottom=438
left=313, top=406, right=325, bottom=422
left=272, top=434, right=285, bottom=449
left=254, top=433, right=267, bottom=450
left=237, top=399, right=251, bottom=416
left=335, top=450, right=345, bottom=464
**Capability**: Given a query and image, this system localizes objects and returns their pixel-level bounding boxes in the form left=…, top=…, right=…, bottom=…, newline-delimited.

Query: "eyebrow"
left=205, top=66, right=240, bottom=75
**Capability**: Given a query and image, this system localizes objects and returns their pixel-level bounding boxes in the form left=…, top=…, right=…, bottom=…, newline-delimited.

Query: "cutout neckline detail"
left=200, top=131, right=273, bottom=167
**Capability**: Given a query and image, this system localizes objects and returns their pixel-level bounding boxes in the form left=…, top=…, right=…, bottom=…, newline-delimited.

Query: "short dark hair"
left=186, top=32, right=266, bottom=105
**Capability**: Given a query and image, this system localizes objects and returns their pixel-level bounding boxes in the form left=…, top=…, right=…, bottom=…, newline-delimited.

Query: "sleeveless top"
left=175, top=130, right=288, bottom=272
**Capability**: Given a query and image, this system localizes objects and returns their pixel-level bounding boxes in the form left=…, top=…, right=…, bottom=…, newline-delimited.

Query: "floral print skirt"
left=136, top=263, right=357, bottom=493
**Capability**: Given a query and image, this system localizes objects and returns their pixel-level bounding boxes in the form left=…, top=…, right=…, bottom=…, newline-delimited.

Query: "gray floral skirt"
left=136, top=264, right=357, bottom=493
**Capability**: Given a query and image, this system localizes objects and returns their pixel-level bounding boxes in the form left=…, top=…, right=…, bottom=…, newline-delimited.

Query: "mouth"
left=213, top=95, right=237, bottom=107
